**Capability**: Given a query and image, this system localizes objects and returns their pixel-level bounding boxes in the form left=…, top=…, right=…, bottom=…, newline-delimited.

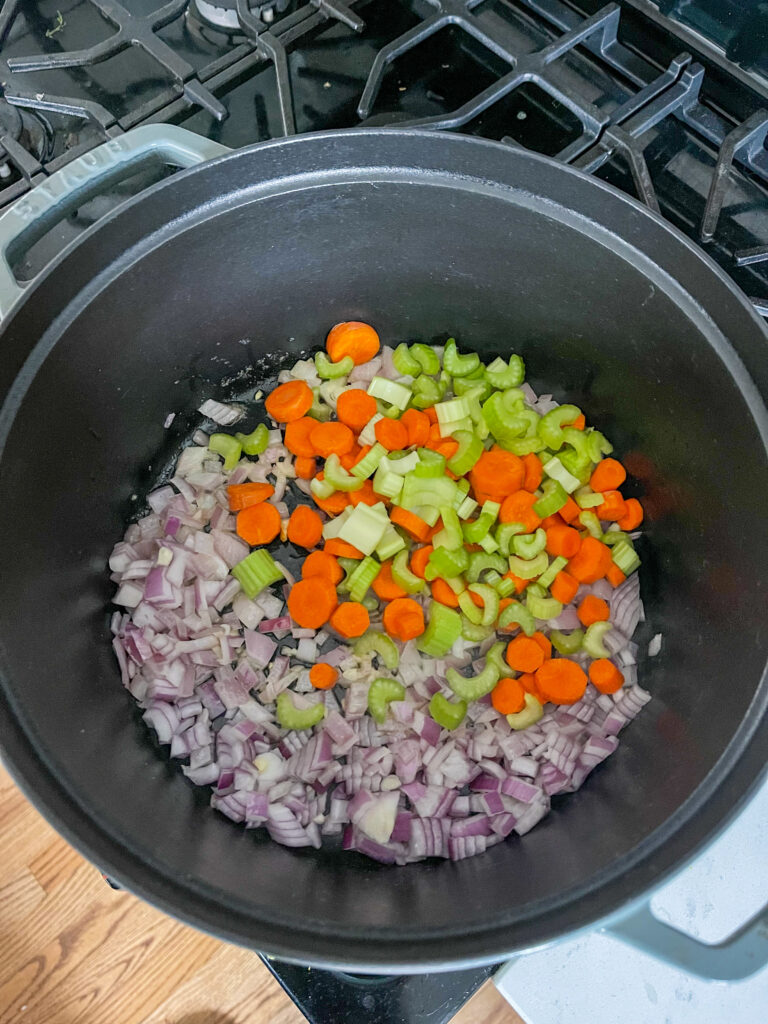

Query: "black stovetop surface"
left=21, top=2, right=767, bottom=1020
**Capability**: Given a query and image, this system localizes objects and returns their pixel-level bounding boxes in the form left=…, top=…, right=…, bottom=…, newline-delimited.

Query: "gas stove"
left=3, top=3, right=765, bottom=1022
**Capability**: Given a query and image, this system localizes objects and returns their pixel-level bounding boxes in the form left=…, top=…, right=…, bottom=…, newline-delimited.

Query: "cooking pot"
left=0, top=126, right=767, bottom=976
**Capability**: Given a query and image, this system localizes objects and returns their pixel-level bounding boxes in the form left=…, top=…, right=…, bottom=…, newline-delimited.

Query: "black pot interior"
left=0, top=134, right=766, bottom=968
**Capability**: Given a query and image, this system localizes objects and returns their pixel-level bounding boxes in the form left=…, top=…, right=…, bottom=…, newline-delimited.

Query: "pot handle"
left=603, top=897, right=768, bottom=981
left=0, top=124, right=231, bottom=321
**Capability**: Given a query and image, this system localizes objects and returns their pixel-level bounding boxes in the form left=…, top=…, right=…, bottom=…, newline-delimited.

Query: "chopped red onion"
left=244, top=630, right=278, bottom=669
left=198, top=399, right=244, bottom=425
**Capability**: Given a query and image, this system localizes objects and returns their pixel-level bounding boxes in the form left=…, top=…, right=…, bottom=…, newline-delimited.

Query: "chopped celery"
left=376, top=399, right=403, bottom=419
left=612, top=539, right=641, bottom=574
left=575, top=486, right=604, bottom=509
left=533, top=479, right=568, bottom=517
left=235, top=423, right=269, bottom=456
left=537, top=405, right=582, bottom=450
left=446, top=661, right=500, bottom=702
left=506, top=692, right=543, bottom=730
left=559, top=428, right=592, bottom=475
left=392, top=549, right=425, bottom=594
left=584, top=621, right=612, bottom=658
left=310, top=475, right=336, bottom=501
left=497, top=600, right=535, bottom=635
left=410, top=343, right=441, bottom=375
left=347, top=556, right=381, bottom=603
left=367, top=376, right=411, bottom=410
left=551, top=629, right=584, bottom=655
left=372, top=464, right=404, bottom=501
left=434, top=506, right=463, bottom=550
left=502, top=436, right=547, bottom=456
left=466, top=552, right=507, bottom=583
left=276, top=692, right=325, bottom=730
left=448, top=429, right=483, bottom=476
left=325, top=453, right=365, bottom=492
left=512, top=528, right=546, bottom=559
left=435, top=396, right=470, bottom=427
left=368, top=677, right=406, bottom=724
left=587, top=430, right=613, bottom=461
left=463, top=500, right=500, bottom=543
left=400, top=474, right=457, bottom=512
left=208, top=433, right=242, bottom=471
left=443, top=338, right=481, bottom=377
left=376, top=524, right=406, bottom=561
left=308, top=388, right=332, bottom=422
left=358, top=413, right=384, bottom=446
left=495, top=576, right=516, bottom=598
left=484, top=641, right=509, bottom=678
left=410, top=374, right=442, bottom=408
left=457, top=495, right=479, bottom=520
left=525, top=585, right=563, bottom=620
left=538, top=555, right=568, bottom=589
left=543, top=456, right=581, bottom=493
left=426, top=545, right=469, bottom=580
left=381, top=451, right=420, bottom=475
left=351, top=441, right=387, bottom=479
left=478, top=532, right=500, bottom=554
left=338, top=503, right=389, bottom=555
left=231, top=549, right=283, bottom=599
left=418, top=603, right=462, bottom=657
left=413, top=504, right=441, bottom=527
left=461, top=617, right=493, bottom=643
left=393, top=342, right=421, bottom=376
left=322, top=506, right=353, bottom=540
left=507, top=551, right=548, bottom=579
left=413, top=448, right=446, bottom=478
left=578, top=510, right=602, bottom=539
left=458, top=590, right=483, bottom=625
left=603, top=529, right=630, bottom=547
left=485, top=354, right=524, bottom=390
left=495, top=521, right=526, bottom=555
left=429, top=693, right=467, bottom=730
left=450, top=477, right=471, bottom=511
left=468, top=583, right=499, bottom=626
left=353, top=632, right=400, bottom=670
left=315, top=351, right=354, bottom=379
left=454, top=374, right=491, bottom=401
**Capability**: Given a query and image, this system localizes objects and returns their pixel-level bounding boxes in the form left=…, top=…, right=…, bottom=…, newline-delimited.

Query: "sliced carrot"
left=287, top=505, right=324, bottom=549
left=567, top=536, right=613, bottom=583
left=596, top=489, right=627, bottom=522
left=531, top=630, right=552, bottom=660
left=491, top=677, right=526, bottom=714
left=428, top=423, right=442, bottom=443
left=309, top=421, right=355, bottom=458
left=558, top=495, right=581, bottom=524
left=550, top=570, right=579, bottom=604
left=423, top=406, right=438, bottom=424
left=236, top=502, right=281, bottom=546
left=469, top=450, right=525, bottom=504
left=350, top=479, right=379, bottom=507
left=265, top=379, right=313, bottom=423
left=589, top=457, right=627, bottom=492
left=409, top=544, right=433, bottom=580
left=500, top=490, right=542, bottom=533
left=534, top=658, right=587, bottom=705
left=577, top=594, right=610, bottom=627
left=518, top=672, right=541, bottom=701
left=340, top=443, right=362, bottom=471
left=284, top=417, right=318, bottom=457
left=330, top=601, right=370, bottom=639
left=545, top=523, right=581, bottom=558
left=390, top=506, right=431, bottom=542
left=227, top=482, right=275, bottom=511
left=372, top=561, right=408, bottom=601
left=400, top=408, right=430, bottom=447
left=522, top=452, right=543, bottom=492
left=336, top=389, right=377, bottom=433
left=425, top=520, right=443, bottom=542
left=589, top=658, right=624, bottom=694
left=382, top=597, right=425, bottom=642
left=606, top=563, right=627, bottom=588
left=295, top=455, right=316, bottom=480
left=430, top=578, right=460, bottom=607
left=324, top=538, right=364, bottom=559
left=426, top=437, right=459, bottom=458
left=505, top=636, right=546, bottom=673
left=540, top=514, right=563, bottom=530
left=503, top=571, right=529, bottom=595
left=311, top=473, right=350, bottom=516
left=375, top=417, right=409, bottom=452
left=617, top=497, right=643, bottom=531
left=571, top=413, right=586, bottom=430
left=287, top=577, right=338, bottom=629
left=326, top=321, right=380, bottom=366
left=302, top=550, right=343, bottom=585
left=309, top=663, right=338, bottom=689
left=351, top=444, right=372, bottom=467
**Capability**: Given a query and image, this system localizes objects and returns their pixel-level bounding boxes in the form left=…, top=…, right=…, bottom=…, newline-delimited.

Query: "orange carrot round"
left=606, top=563, right=626, bottom=588
left=287, top=577, right=338, bottom=629
left=617, top=497, right=643, bottom=531
left=372, top=561, right=408, bottom=601
left=310, top=420, right=355, bottom=458
left=545, top=523, right=581, bottom=558
left=596, top=489, right=627, bottom=522
left=567, top=536, right=613, bottom=583
left=491, top=677, right=526, bottom=714
left=518, top=672, right=541, bottom=701
left=311, top=474, right=350, bottom=516
left=336, top=389, right=377, bottom=433
left=350, top=479, right=379, bottom=506
left=409, top=545, right=433, bottom=580
left=505, top=636, right=546, bottom=673
left=400, top=408, right=430, bottom=447
left=577, top=594, right=610, bottom=627
left=382, top=597, right=425, bottom=642
left=390, top=506, right=431, bottom=541
left=430, top=578, right=460, bottom=607
left=590, top=458, right=627, bottom=492
left=302, top=550, right=343, bottom=585
left=469, top=450, right=524, bottom=503
left=550, top=570, right=579, bottom=604
left=324, top=538, right=364, bottom=559
left=589, top=658, right=624, bottom=694
left=374, top=417, right=408, bottom=451
left=499, top=490, right=541, bottom=533
left=558, top=496, right=581, bottom=523
left=295, top=455, right=316, bottom=480
left=326, top=321, right=380, bottom=365
left=531, top=630, right=552, bottom=660
left=236, top=502, right=281, bottom=546
left=330, top=601, right=370, bottom=639
left=522, top=452, right=543, bottom=492
left=287, top=505, right=324, bottom=549
left=534, top=658, right=587, bottom=705
left=309, top=663, right=338, bottom=689
left=227, top=482, right=275, bottom=511
left=265, top=379, right=313, bottom=423
left=284, top=416, right=319, bottom=457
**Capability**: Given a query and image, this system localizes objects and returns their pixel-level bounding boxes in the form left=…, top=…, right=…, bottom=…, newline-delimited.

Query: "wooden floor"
left=1, top=763, right=524, bottom=1024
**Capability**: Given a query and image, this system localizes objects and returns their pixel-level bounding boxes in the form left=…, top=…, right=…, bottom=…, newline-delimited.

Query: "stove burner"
left=0, top=100, right=22, bottom=143
left=192, top=0, right=296, bottom=31
left=0, top=98, right=49, bottom=177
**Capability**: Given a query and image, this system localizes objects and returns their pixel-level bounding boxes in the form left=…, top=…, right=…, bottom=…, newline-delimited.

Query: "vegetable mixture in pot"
left=110, top=323, right=652, bottom=863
